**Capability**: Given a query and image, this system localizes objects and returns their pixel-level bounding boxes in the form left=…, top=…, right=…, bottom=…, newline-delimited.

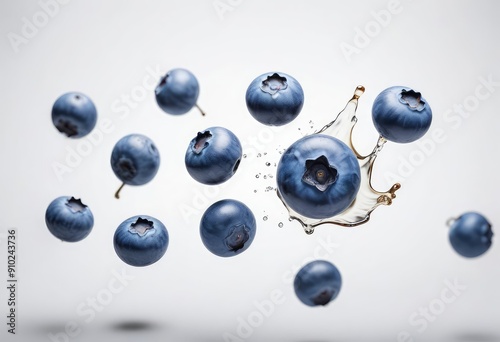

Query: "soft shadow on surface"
left=29, top=321, right=73, bottom=335
left=110, top=321, right=162, bottom=332
left=450, top=332, right=500, bottom=342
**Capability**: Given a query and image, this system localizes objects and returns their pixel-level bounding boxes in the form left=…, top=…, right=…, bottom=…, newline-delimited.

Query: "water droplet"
left=257, top=153, right=262, bottom=158
left=254, top=190, right=257, bottom=193
left=263, top=216, right=268, bottom=221
left=255, top=174, right=260, bottom=178
left=243, top=154, right=247, bottom=158
left=278, top=222, right=284, bottom=228
left=265, top=162, right=271, bottom=166
left=263, top=175, right=267, bottom=179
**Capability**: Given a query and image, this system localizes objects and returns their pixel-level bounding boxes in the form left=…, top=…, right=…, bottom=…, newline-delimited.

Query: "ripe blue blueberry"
left=294, top=260, right=342, bottom=307
left=185, top=126, right=242, bottom=185
left=113, top=215, right=169, bottom=267
left=51, top=92, right=97, bottom=138
left=45, top=196, right=94, bottom=242
left=200, top=199, right=256, bottom=257
left=245, top=72, right=304, bottom=126
left=449, top=212, right=493, bottom=258
left=155, top=68, right=205, bottom=115
left=277, top=134, right=361, bottom=219
left=111, top=134, right=160, bottom=198
left=372, top=86, right=432, bottom=143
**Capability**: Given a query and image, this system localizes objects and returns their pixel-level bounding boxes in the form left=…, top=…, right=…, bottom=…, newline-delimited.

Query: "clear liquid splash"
left=277, top=85, right=401, bottom=234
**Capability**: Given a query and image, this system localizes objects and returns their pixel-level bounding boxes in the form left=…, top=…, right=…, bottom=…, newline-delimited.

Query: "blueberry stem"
left=446, top=217, right=457, bottom=227
left=195, top=103, right=206, bottom=116
left=115, top=183, right=125, bottom=199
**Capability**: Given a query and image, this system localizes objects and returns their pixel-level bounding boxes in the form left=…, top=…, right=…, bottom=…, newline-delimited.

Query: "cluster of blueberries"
left=44, top=69, right=493, bottom=307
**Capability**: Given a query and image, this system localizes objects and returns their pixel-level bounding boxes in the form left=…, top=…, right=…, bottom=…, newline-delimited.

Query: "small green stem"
left=195, top=103, right=206, bottom=116
left=115, top=183, right=125, bottom=199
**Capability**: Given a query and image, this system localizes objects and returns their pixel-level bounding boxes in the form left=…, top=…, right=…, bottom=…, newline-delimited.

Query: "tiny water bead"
left=278, top=222, right=284, bottom=228
left=276, top=85, right=401, bottom=234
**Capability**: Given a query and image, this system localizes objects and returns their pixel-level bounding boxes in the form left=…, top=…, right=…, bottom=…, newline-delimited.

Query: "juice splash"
left=277, top=86, right=400, bottom=234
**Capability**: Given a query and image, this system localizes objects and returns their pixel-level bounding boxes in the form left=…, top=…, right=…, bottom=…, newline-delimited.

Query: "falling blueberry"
left=51, top=92, right=97, bottom=138
left=155, top=68, right=205, bottom=116
left=200, top=199, right=256, bottom=257
left=185, top=126, right=242, bottom=185
left=111, top=134, right=160, bottom=198
left=246, top=72, right=304, bottom=126
left=45, top=196, right=94, bottom=242
left=448, top=212, right=493, bottom=258
left=294, top=260, right=342, bottom=307
left=114, top=215, right=169, bottom=267
left=372, top=86, right=432, bottom=143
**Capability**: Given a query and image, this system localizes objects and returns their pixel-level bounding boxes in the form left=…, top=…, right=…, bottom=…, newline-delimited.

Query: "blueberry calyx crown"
left=261, top=73, right=288, bottom=95
left=55, top=119, right=79, bottom=137
left=224, top=224, right=250, bottom=252
left=66, top=197, right=87, bottom=213
left=193, top=131, right=213, bottom=154
left=129, top=217, right=155, bottom=237
left=117, top=157, right=137, bottom=180
left=302, top=155, right=338, bottom=191
left=311, top=288, right=335, bottom=306
left=399, top=89, right=426, bottom=111
left=155, top=74, right=168, bottom=95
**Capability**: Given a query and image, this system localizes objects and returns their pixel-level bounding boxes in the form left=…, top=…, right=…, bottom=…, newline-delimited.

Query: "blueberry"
left=277, top=134, right=361, bottom=219
left=449, top=212, right=493, bottom=258
left=45, top=196, right=94, bottom=242
left=372, top=86, right=432, bottom=143
left=51, top=92, right=97, bottom=138
left=155, top=68, right=205, bottom=115
left=294, top=260, right=342, bottom=307
left=111, top=134, right=160, bottom=198
left=200, top=199, right=256, bottom=257
left=245, top=72, right=304, bottom=126
left=113, top=215, right=169, bottom=267
left=185, top=126, right=242, bottom=185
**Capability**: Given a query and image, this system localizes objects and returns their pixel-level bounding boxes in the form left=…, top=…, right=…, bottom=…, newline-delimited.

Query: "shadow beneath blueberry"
left=449, top=332, right=500, bottom=342
left=29, top=321, right=73, bottom=335
left=110, top=321, right=162, bottom=332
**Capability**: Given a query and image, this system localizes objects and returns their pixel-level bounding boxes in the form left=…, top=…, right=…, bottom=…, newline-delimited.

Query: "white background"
left=1, top=0, right=499, bottom=341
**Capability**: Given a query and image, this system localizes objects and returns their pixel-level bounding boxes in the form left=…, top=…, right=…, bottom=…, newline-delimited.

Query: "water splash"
left=277, top=85, right=401, bottom=234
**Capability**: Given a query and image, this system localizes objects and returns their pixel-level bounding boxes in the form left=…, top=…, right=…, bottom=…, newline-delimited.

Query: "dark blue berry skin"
left=277, top=134, right=361, bottom=219
left=113, top=215, right=169, bottom=267
left=449, top=212, right=493, bottom=258
left=155, top=68, right=200, bottom=115
left=200, top=199, right=256, bottom=257
left=246, top=72, right=304, bottom=126
left=45, top=196, right=94, bottom=242
left=185, top=126, right=242, bottom=185
left=372, top=86, right=432, bottom=143
left=111, top=134, right=160, bottom=186
left=52, top=92, right=97, bottom=138
left=294, top=260, right=342, bottom=307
